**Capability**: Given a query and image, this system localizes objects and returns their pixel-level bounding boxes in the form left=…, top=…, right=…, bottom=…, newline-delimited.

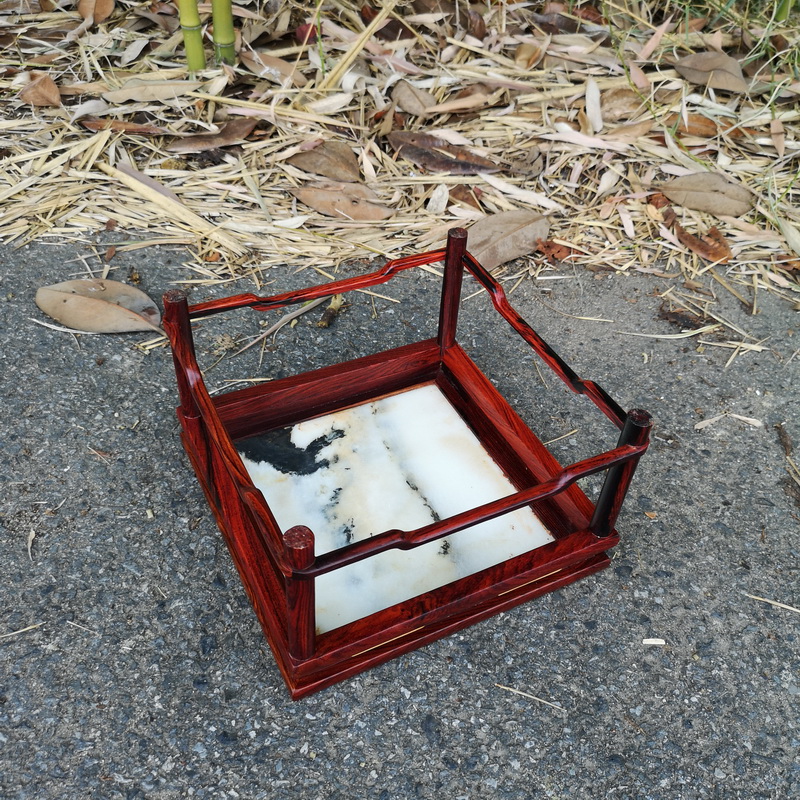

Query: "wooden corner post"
left=162, top=290, right=200, bottom=421
left=437, top=227, right=468, bottom=355
left=590, top=408, right=653, bottom=537
left=284, top=525, right=316, bottom=661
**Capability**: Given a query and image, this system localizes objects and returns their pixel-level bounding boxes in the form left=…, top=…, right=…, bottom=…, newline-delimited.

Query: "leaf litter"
left=0, top=0, right=797, bottom=325
left=35, top=279, right=163, bottom=333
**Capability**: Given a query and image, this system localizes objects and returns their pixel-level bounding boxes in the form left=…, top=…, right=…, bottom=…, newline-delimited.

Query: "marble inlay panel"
left=237, top=384, right=554, bottom=633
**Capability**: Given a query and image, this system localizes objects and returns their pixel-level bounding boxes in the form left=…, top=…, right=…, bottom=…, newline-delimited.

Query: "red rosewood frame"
left=163, top=228, right=652, bottom=699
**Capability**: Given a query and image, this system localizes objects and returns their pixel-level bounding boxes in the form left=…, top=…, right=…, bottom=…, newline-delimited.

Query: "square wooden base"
left=177, top=339, right=618, bottom=699
left=163, top=227, right=650, bottom=699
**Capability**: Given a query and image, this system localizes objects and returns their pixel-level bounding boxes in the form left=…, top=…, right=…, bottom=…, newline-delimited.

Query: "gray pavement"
left=1, top=239, right=798, bottom=799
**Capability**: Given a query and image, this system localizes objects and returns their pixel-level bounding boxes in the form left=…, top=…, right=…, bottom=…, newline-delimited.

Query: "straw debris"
left=0, top=0, right=798, bottom=320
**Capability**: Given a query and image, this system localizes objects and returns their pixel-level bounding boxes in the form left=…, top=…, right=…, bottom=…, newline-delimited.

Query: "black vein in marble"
left=236, top=426, right=344, bottom=475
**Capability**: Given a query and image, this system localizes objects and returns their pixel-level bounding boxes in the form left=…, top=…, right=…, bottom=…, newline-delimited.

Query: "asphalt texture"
left=1, top=239, right=798, bottom=799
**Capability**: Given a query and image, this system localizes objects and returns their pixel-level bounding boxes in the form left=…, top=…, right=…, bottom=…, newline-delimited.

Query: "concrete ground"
left=1, top=238, right=798, bottom=799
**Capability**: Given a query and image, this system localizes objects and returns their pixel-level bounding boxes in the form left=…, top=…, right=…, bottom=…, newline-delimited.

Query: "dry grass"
left=1, top=0, right=799, bottom=323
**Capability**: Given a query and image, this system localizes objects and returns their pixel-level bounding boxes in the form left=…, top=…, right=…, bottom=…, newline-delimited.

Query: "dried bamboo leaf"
left=0, top=0, right=40, bottom=9
left=97, top=162, right=248, bottom=255
left=776, top=218, right=800, bottom=259
left=166, top=119, right=258, bottom=154
left=102, top=79, right=203, bottom=103
left=426, top=85, right=497, bottom=115
left=305, top=93, right=355, bottom=115
left=287, top=142, right=361, bottom=182
left=391, top=80, right=436, bottom=117
left=117, top=38, right=149, bottom=66
left=79, top=117, right=168, bottom=135
left=467, top=210, right=550, bottom=270
left=584, top=77, right=603, bottom=133
left=239, top=51, right=308, bottom=88
left=636, top=16, right=671, bottom=61
left=770, top=119, right=785, bottom=157
left=673, top=51, right=747, bottom=93
left=387, top=131, right=499, bottom=174
left=291, top=182, right=394, bottom=220
left=659, top=173, right=753, bottom=217
left=35, top=279, right=161, bottom=333
left=19, top=72, right=61, bottom=107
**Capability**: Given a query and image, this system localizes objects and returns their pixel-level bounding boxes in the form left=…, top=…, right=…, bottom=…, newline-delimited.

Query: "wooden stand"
left=163, top=229, right=652, bottom=699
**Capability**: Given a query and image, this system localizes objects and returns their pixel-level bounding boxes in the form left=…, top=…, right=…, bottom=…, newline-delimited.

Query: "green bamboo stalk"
left=776, top=0, right=794, bottom=22
left=211, top=0, right=236, bottom=65
left=177, top=0, right=206, bottom=72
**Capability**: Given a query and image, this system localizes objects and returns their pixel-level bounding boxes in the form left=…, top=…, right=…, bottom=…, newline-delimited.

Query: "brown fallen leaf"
left=166, top=119, right=258, bottom=154
left=287, top=141, right=361, bottom=182
left=536, top=239, right=579, bottom=262
left=659, top=172, right=753, bottom=217
left=295, top=23, right=317, bottom=44
left=28, top=53, right=61, bottom=66
left=132, top=7, right=179, bottom=32
left=239, top=51, right=308, bottom=88
left=449, top=185, right=483, bottom=210
left=360, top=3, right=416, bottom=40
left=673, top=223, right=732, bottom=263
left=391, top=80, right=435, bottom=117
left=465, top=8, right=486, bottom=40
left=680, top=16, right=709, bottom=33
left=504, top=146, right=544, bottom=177
left=35, top=279, right=162, bottom=333
left=77, top=0, right=114, bottom=23
left=79, top=117, right=168, bottom=135
left=662, top=112, right=754, bottom=139
left=647, top=191, right=671, bottom=210
left=19, top=71, right=61, bottom=107
left=467, top=210, right=550, bottom=270
left=673, top=51, right=748, bottom=93
left=604, top=119, right=653, bottom=144
left=102, top=78, right=203, bottom=104
left=572, top=3, right=605, bottom=23
left=515, top=41, right=546, bottom=70
left=773, top=254, right=800, bottom=273
left=387, top=131, right=500, bottom=174
left=532, top=10, right=608, bottom=40
left=411, top=0, right=455, bottom=13
left=291, top=181, right=394, bottom=221
left=658, top=302, right=708, bottom=330
left=600, top=87, right=645, bottom=122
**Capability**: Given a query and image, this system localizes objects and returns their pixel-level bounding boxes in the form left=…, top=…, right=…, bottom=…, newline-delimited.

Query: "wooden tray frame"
left=163, top=228, right=652, bottom=699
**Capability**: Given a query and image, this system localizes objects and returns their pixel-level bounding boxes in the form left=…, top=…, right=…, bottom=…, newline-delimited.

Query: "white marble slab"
left=237, top=383, right=553, bottom=633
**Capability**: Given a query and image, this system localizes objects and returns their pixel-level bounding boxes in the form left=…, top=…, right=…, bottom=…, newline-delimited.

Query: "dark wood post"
left=437, top=227, right=468, bottom=355
left=590, top=408, right=653, bottom=537
left=284, top=525, right=316, bottom=660
left=162, top=290, right=200, bottom=421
